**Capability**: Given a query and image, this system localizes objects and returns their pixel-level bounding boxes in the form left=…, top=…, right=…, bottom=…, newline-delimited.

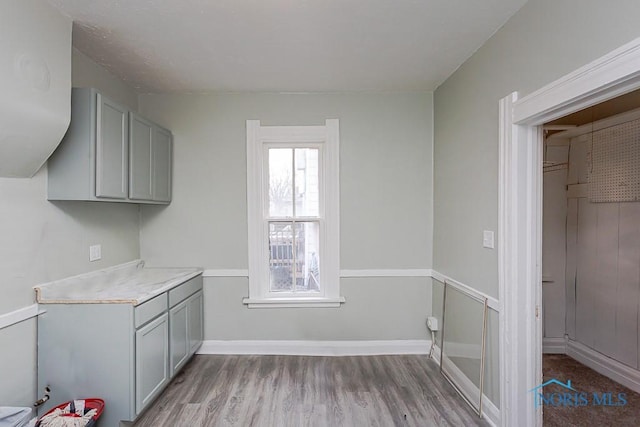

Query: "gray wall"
left=0, top=49, right=140, bottom=406
left=138, top=92, right=434, bottom=340
left=72, top=48, right=139, bottom=111
left=205, top=277, right=430, bottom=340
left=433, top=0, right=640, bottom=409
left=433, top=0, right=640, bottom=297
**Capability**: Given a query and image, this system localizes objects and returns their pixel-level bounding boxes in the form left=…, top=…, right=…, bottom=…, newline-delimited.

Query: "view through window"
left=267, top=147, right=321, bottom=293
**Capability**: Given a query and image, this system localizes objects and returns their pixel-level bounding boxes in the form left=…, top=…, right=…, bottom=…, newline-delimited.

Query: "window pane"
left=269, top=148, right=293, bottom=217
left=269, top=221, right=320, bottom=293
left=269, top=222, right=294, bottom=292
left=294, top=221, right=320, bottom=292
left=294, top=148, right=319, bottom=217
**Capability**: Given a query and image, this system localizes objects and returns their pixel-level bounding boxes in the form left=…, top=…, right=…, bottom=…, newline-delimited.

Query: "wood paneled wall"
left=542, top=145, right=569, bottom=339
left=565, top=136, right=640, bottom=369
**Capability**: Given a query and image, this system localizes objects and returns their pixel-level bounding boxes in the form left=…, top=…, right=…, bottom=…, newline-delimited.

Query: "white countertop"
left=34, top=260, right=203, bottom=306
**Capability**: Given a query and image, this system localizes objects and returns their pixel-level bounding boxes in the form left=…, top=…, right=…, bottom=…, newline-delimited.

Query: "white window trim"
left=244, top=119, right=344, bottom=308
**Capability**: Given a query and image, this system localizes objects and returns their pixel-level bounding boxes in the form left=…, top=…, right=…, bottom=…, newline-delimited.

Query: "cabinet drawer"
left=169, top=275, right=203, bottom=307
left=135, top=294, right=168, bottom=328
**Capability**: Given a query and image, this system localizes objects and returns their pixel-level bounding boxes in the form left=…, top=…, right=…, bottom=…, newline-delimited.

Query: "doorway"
left=498, top=37, right=640, bottom=427
left=541, top=90, right=640, bottom=425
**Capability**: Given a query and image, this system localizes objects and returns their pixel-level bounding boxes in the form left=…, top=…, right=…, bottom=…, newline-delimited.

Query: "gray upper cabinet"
left=48, top=88, right=172, bottom=204
left=129, top=113, right=154, bottom=201
left=152, top=126, right=173, bottom=202
left=96, top=94, right=129, bottom=199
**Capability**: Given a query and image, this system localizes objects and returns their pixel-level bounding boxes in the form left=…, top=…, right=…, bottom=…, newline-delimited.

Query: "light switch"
left=483, top=230, right=495, bottom=249
left=89, top=244, right=102, bottom=261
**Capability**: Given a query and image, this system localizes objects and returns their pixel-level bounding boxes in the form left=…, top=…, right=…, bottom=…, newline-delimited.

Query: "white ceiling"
left=47, top=0, right=528, bottom=93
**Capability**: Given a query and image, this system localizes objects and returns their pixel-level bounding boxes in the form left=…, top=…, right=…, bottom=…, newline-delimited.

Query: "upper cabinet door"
left=129, top=113, right=154, bottom=201
left=96, top=94, right=128, bottom=199
left=152, top=127, right=172, bottom=202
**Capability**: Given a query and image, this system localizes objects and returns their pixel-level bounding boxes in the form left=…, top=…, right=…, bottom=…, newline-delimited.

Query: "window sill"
left=242, top=296, right=346, bottom=309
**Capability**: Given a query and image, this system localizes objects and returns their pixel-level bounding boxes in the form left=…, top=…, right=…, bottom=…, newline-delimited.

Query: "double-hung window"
left=244, top=119, right=343, bottom=308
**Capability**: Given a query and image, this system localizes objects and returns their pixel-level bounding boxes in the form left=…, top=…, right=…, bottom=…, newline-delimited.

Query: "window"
left=244, top=120, right=343, bottom=308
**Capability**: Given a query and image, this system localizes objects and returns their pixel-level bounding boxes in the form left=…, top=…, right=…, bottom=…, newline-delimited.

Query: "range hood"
left=0, top=0, right=72, bottom=178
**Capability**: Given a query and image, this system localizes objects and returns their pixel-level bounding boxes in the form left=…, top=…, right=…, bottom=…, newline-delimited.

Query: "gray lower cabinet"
left=170, top=289, right=204, bottom=376
left=48, top=87, right=172, bottom=204
left=169, top=300, right=189, bottom=376
left=37, top=275, right=203, bottom=427
left=136, top=313, right=169, bottom=414
left=188, top=291, right=204, bottom=354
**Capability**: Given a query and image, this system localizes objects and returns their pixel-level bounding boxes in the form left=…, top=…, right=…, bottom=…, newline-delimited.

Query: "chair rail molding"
left=202, top=269, right=434, bottom=278
left=340, top=269, right=432, bottom=278
left=0, top=304, right=39, bottom=330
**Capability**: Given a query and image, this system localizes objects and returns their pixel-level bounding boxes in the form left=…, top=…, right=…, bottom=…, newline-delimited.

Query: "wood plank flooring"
left=133, top=355, right=488, bottom=427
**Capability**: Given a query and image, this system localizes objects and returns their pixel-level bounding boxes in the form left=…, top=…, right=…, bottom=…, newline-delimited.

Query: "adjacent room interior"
left=541, top=90, right=640, bottom=425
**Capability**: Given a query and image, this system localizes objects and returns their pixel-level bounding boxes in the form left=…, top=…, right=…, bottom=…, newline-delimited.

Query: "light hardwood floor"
left=133, top=355, right=488, bottom=426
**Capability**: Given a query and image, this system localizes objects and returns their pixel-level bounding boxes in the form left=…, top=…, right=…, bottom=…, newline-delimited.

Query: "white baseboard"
left=480, top=394, right=500, bottom=427
left=197, top=340, right=430, bottom=356
left=443, top=342, right=482, bottom=359
left=543, top=337, right=567, bottom=354
left=567, top=339, right=640, bottom=395
left=433, top=345, right=500, bottom=427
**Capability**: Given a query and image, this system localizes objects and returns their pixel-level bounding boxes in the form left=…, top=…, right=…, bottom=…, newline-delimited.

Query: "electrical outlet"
left=426, top=316, right=439, bottom=331
left=89, top=244, right=101, bottom=262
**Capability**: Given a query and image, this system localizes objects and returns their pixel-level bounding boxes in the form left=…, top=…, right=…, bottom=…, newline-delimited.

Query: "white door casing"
left=499, top=37, right=640, bottom=427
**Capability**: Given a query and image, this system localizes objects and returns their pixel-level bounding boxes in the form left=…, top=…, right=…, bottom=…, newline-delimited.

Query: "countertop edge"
left=33, top=260, right=144, bottom=290
left=36, top=269, right=203, bottom=306
left=134, top=270, right=203, bottom=305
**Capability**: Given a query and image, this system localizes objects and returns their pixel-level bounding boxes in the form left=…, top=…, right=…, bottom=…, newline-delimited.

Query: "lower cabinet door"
left=169, top=299, right=189, bottom=376
left=188, top=291, right=204, bottom=355
left=135, top=313, right=169, bottom=415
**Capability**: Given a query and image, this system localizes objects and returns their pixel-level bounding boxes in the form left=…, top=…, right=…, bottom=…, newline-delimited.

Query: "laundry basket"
left=36, top=399, right=104, bottom=427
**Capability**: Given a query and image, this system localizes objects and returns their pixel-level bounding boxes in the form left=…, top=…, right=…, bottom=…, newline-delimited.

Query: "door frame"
left=498, top=37, right=640, bottom=427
